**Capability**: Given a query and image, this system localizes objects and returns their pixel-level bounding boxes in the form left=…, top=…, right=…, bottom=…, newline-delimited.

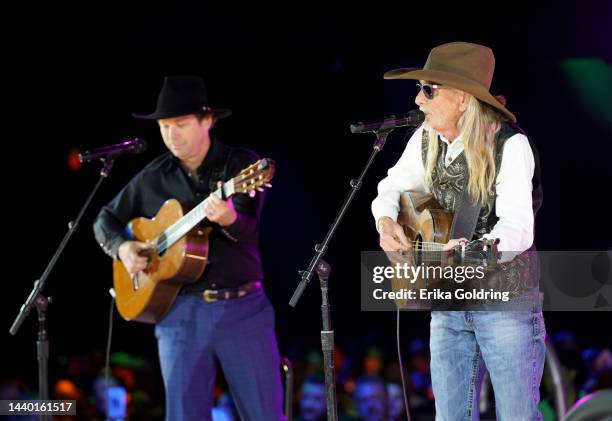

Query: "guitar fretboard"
left=156, top=182, right=236, bottom=254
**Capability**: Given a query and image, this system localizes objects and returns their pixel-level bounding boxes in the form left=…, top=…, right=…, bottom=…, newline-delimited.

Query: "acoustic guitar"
left=390, top=191, right=498, bottom=308
left=113, top=159, right=275, bottom=323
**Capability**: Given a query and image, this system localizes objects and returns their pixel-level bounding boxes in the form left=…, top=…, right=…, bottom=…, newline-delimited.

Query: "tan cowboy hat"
left=384, top=42, right=516, bottom=122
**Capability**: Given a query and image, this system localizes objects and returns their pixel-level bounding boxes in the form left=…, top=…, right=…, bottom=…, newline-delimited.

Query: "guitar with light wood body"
left=113, top=159, right=275, bottom=323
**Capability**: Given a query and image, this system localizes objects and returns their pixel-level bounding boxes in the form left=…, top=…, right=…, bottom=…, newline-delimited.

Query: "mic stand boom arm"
left=289, top=126, right=393, bottom=307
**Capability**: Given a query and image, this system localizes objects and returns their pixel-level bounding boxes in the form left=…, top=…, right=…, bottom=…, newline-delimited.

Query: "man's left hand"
left=442, top=237, right=469, bottom=251
left=205, top=194, right=237, bottom=227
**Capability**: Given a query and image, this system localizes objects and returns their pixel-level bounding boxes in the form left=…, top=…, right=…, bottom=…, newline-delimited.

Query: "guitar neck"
left=412, top=240, right=497, bottom=266
left=414, top=242, right=444, bottom=251
left=157, top=182, right=236, bottom=253
left=151, top=157, right=275, bottom=254
left=415, top=243, right=443, bottom=263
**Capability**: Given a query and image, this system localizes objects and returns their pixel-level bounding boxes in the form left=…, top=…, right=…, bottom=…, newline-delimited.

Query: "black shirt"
left=93, top=140, right=265, bottom=291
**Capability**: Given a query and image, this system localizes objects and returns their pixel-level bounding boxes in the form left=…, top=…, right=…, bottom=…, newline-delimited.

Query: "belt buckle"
left=203, top=289, right=217, bottom=303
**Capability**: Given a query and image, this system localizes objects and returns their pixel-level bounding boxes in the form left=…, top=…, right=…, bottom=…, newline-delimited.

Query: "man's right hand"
left=377, top=217, right=411, bottom=252
left=118, top=241, right=152, bottom=274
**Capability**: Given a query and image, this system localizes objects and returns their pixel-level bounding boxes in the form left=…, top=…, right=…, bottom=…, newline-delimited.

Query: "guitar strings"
left=132, top=165, right=267, bottom=254
left=153, top=187, right=224, bottom=254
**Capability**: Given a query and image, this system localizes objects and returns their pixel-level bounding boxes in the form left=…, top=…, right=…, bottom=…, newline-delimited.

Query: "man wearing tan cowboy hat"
left=372, top=42, right=545, bottom=419
left=94, top=75, right=285, bottom=420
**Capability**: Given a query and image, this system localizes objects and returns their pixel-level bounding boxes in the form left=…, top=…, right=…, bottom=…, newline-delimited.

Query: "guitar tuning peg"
left=249, top=190, right=257, bottom=198
left=264, top=183, right=272, bottom=188
left=256, top=187, right=264, bottom=192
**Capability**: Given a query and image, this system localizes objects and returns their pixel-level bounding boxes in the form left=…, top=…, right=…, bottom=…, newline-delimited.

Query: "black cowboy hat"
left=132, top=75, right=232, bottom=120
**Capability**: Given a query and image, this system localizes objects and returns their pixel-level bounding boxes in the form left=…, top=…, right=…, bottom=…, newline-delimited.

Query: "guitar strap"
left=449, top=187, right=482, bottom=240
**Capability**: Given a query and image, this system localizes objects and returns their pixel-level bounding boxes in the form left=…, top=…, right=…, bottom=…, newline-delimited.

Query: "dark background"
left=3, top=3, right=611, bottom=395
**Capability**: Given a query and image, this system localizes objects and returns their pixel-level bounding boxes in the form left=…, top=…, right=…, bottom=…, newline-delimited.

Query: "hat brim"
left=384, top=68, right=516, bottom=123
left=132, top=107, right=232, bottom=121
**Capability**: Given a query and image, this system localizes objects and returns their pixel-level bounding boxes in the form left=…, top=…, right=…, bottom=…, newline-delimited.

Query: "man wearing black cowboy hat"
left=93, top=75, right=285, bottom=420
left=372, top=42, right=545, bottom=420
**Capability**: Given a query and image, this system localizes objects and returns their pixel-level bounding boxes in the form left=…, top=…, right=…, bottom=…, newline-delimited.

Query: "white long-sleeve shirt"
left=371, top=125, right=535, bottom=252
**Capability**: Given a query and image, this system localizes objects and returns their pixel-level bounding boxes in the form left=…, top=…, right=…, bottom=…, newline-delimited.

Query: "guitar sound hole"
left=156, top=233, right=168, bottom=257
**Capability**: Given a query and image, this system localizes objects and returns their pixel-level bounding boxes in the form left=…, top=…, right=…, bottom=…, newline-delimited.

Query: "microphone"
left=350, top=110, right=424, bottom=134
left=79, top=137, right=147, bottom=162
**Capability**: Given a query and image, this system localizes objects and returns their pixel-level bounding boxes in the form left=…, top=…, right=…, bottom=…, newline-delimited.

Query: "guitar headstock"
left=232, top=158, right=276, bottom=195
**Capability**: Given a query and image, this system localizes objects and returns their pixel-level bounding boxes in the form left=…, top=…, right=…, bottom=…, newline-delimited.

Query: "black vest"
left=422, top=123, right=544, bottom=296
left=421, top=122, right=543, bottom=239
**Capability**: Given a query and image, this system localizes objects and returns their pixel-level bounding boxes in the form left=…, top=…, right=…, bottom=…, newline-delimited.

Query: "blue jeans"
left=430, top=310, right=546, bottom=420
left=154, top=289, right=286, bottom=421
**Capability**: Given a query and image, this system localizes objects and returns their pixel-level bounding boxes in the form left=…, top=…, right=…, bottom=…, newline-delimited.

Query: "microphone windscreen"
left=408, top=109, right=425, bottom=125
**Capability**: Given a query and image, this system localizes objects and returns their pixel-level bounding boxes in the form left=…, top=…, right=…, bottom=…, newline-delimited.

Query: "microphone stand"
left=315, top=259, right=338, bottom=421
left=9, top=158, right=116, bottom=410
left=290, top=121, right=403, bottom=420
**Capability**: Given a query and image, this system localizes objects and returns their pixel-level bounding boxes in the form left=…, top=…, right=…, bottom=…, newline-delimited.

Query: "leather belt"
left=184, top=281, right=262, bottom=303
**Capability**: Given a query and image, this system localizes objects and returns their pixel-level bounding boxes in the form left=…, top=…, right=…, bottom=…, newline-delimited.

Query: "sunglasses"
left=416, top=82, right=442, bottom=99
